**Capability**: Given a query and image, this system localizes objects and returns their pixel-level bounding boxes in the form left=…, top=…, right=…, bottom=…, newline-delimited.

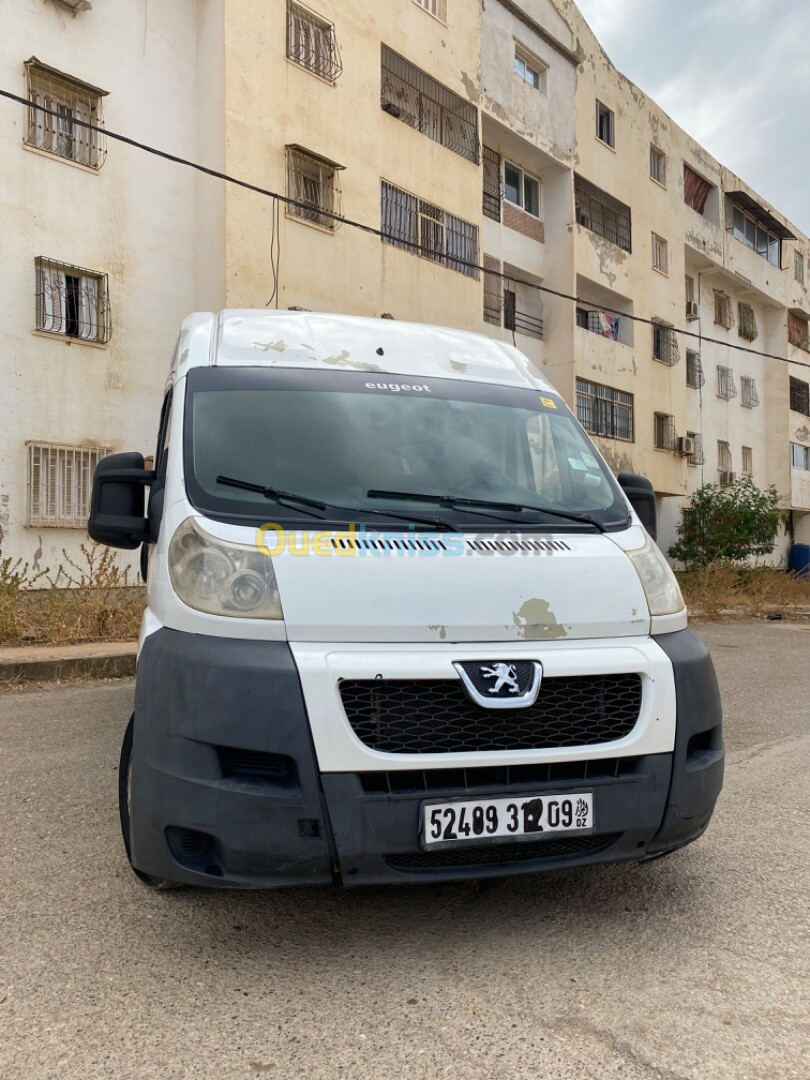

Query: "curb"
left=0, top=645, right=137, bottom=685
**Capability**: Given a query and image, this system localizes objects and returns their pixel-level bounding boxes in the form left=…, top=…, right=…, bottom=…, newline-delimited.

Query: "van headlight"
left=168, top=517, right=283, bottom=619
left=626, top=533, right=685, bottom=617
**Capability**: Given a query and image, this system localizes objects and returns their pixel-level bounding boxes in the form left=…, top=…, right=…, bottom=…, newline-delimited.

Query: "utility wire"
left=4, top=88, right=810, bottom=374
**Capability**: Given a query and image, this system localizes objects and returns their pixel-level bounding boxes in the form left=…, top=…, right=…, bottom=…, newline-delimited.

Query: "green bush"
left=669, top=477, right=782, bottom=570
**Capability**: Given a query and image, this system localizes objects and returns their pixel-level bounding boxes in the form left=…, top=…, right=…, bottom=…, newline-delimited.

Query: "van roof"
left=174, top=310, right=556, bottom=393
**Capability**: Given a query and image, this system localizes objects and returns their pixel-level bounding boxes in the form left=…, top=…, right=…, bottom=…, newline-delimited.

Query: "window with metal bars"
left=790, top=377, right=810, bottom=415
left=654, top=412, right=677, bottom=451
left=381, top=45, right=479, bottom=164
left=482, top=146, right=501, bottom=221
left=575, top=378, right=633, bottom=442
left=740, top=376, right=760, bottom=408
left=286, top=1, right=342, bottom=82
left=285, top=146, right=343, bottom=230
left=652, top=318, right=679, bottom=365
left=24, top=59, right=106, bottom=169
left=27, top=442, right=111, bottom=528
left=574, top=176, right=631, bottom=252
left=483, top=255, right=502, bottom=324
left=35, top=257, right=111, bottom=344
left=738, top=302, right=758, bottom=342
left=742, top=446, right=753, bottom=476
left=713, top=290, right=734, bottom=329
left=788, top=312, right=809, bottom=351
left=381, top=180, right=479, bottom=278
left=686, top=432, right=705, bottom=466
left=716, top=366, right=737, bottom=399
left=686, top=349, right=704, bottom=389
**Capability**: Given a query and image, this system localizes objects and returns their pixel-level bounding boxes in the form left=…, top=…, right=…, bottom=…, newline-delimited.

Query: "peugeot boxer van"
left=90, top=311, right=723, bottom=889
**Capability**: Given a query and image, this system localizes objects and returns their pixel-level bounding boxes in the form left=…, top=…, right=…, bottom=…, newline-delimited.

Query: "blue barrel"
left=789, top=543, right=810, bottom=577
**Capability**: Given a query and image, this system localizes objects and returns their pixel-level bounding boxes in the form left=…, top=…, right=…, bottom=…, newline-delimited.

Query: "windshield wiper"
left=367, top=489, right=614, bottom=532
left=216, top=475, right=328, bottom=513
left=216, top=475, right=456, bottom=531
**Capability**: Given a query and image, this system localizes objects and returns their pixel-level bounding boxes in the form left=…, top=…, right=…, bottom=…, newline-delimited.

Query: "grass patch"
left=0, top=538, right=145, bottom=646
left=678, top=563, right=810, bottom=618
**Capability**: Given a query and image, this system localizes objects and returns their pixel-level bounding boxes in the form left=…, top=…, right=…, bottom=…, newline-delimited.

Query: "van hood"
left=270, top=530, right=650, bottom=643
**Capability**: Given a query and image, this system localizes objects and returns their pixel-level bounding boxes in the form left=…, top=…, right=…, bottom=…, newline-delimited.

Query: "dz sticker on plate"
left=422, top=792, right=594, bottom=848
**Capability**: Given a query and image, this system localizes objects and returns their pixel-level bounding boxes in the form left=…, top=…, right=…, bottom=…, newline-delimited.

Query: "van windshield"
left=183, top=368, right=629, bottom=531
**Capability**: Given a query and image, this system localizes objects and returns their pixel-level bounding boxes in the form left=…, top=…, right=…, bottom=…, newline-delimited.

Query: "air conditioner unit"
left=676, top=436, right=695, bottom=456
left=685, top=300, right=699, bottom=320
left=719, top=471, right=736, bottom=485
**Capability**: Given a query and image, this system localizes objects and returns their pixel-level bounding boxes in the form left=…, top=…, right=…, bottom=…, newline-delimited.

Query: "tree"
left=669, top=477, right=782, bottom=570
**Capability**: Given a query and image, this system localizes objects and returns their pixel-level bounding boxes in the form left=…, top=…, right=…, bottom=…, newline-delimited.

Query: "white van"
left=90, top=311, right=723, bottom=889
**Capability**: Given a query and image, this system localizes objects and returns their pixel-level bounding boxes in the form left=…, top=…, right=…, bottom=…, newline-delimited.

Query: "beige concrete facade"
left=2, top=0, right=809, bottom=572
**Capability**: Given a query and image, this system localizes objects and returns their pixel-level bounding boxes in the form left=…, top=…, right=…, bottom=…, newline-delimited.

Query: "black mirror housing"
left=617, top=472, right=657, bottom=540
left=88, top=452, right=154, bottom=549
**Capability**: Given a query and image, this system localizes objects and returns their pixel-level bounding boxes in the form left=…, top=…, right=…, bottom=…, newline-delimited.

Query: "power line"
left=4, top=88, right=810, bottom=374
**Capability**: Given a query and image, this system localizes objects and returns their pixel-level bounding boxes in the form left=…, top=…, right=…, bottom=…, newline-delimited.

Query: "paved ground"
left=1, top=623, right=808, bottom=1080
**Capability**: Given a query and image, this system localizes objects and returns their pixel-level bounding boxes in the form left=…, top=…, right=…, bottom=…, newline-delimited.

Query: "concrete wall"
left=0, top=0, right=198, bottom=569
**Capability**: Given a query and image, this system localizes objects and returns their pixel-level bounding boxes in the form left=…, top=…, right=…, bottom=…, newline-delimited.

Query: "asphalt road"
left=1, top=623, right=808, bottom=1080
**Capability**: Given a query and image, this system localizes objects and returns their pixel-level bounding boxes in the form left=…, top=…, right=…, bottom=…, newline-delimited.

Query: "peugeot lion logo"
left=453, top=660, right=543, bottom=710
left=480, top=663, right=521, bottom=696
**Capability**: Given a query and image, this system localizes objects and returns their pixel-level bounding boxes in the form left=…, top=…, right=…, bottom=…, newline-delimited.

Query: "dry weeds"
left=678, top=563, right=810, bottom=619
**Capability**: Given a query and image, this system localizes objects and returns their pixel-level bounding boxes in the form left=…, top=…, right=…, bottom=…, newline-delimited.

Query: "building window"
left=788, top=312, right=810, bottom=351
left=24, top=59, right=107, bottom=170
left=286, top=2, right=342, bottom=82
left=795, top=251, right=805, bottom=285
left=595, top=100, right=614, bottom=147
left=732, top=205, right=780, bottom=267
left=504, top=162, right=540, bottom=217
left=381, top=45, right=479, bottom=164
left=381, top=180, right=479, bottom=278
left=685, top=275, right=699, bottom=320
left=413, top=0, right=447, bottom=22
left=713, top=290, right=734, bottom=329
left=718, top=440, right=733, bottom=476
left=27, top=442, right=111, bottom=528
left=286, top=146, right=343, bottom=230
left=652, top=318, right=679, bottom=365
left=683, top=165, right=713, bottom=215
left=35, top=257, right=111, bottom=344
left=792, top=443, right=810, bottom=470
left=651, top=233, right=668, bottom=274
left=742, top=446, right=753, bottom=476
left=686, top=349, right=704, bottom=389
left=740, top=376, right=760, bottom=408
left=790, top=376, right=810, bottom=415
left=482, top=145, right=501, bottom=221
left=514, top=47, right=546, bottom=92
left=483, top=255, right=502, bottom=325
left=650, top=146, right=666, bottom=185
left=576, top=378, right=633, bottom=442
left=576, top=306, right=620, bottom=340
left=483, top=258, right=543, bottom=339
left=716, top=365, right=737, bottom=400
left=654, top=412, right=677, bottom=451
left=687, top=432, right=705, bottom=466
left=574, top=175, right=631, bottom=252
left=738, top=302, right=758, bottom=342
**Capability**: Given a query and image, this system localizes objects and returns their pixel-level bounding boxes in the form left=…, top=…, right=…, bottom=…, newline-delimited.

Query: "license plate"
left=421, top=792, right=594, bottom=848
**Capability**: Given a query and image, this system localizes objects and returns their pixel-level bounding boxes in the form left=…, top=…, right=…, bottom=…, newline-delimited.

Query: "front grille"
left=358, top=757, right=642, bottom=795
left=340, top=675, right=642, bottom=754
left=385, top=833, right=620, bottom=871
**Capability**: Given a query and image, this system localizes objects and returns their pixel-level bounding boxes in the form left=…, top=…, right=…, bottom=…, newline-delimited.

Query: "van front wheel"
left=118, top=714, right=182, bottom=890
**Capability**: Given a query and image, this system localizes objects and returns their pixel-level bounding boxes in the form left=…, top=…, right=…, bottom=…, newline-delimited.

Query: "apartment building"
left=0, top=0, right=198, bottom=568
left=2, top=0, right=808, bottom=573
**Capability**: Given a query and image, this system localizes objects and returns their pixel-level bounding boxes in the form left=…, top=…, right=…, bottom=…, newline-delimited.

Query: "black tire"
left=119, top=714, right=182, bottom=890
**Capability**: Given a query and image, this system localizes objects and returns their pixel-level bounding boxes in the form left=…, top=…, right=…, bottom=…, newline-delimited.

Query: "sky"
left=575, top=0, right=810, bottom=233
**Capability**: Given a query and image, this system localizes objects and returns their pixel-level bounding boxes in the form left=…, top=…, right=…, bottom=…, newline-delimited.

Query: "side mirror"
left=88, top=452, right=155, bottom=550
left=617, top=472, right=657, bottom=540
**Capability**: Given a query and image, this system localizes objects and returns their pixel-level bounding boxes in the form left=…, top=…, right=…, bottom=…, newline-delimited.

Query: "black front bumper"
left=129, top=628, right=723, bottom=888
